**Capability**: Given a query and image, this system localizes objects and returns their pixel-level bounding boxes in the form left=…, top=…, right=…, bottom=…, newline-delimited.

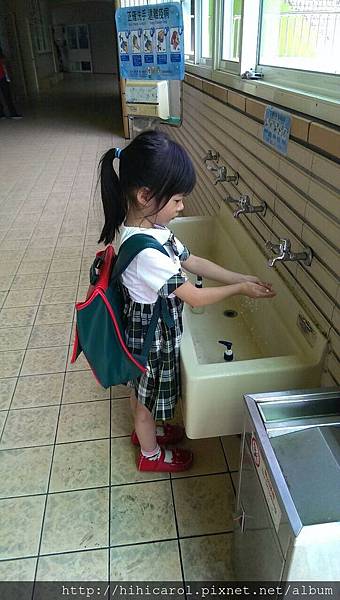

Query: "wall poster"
left=115, top=3, right=184, bottom=80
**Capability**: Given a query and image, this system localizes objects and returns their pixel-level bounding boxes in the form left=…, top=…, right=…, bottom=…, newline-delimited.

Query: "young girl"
left=99, top=130, right=275, bottom=473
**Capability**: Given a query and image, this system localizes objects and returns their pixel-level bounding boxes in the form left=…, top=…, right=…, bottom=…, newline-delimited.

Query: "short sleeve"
left=136, top=248, right=181, bottom=293
left=158, top=270, right=188, bottom=298
left=179, top=245, right=190, bottom=262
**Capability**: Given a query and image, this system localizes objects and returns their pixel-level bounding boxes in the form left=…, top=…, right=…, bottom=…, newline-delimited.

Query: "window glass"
left=259, top=0, right=340, bottom=74
left=222, top=0, right=243, bottom=61
left=201, top=0, right=214, bottom=59
left=183, top=0, right=195, bottom=59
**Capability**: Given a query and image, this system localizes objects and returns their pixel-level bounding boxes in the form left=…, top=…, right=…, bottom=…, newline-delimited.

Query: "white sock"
left=141, top=445, right=161, bottom=460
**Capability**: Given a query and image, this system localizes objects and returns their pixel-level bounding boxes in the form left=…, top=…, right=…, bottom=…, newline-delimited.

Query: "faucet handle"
left=203, top=149, right=219, bottom=163
left=279, top=238, right=291, bottom=252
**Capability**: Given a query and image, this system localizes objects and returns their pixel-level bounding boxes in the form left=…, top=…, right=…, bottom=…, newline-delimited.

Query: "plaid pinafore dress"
left=122, top=231, right=190, bottom=420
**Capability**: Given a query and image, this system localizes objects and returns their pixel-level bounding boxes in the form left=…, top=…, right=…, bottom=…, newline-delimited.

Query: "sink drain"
left=223, top=310, right=238, bottom=318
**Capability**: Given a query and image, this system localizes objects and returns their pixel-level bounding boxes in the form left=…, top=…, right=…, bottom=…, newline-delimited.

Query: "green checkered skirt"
left=123, top=294, right=184, bottom=420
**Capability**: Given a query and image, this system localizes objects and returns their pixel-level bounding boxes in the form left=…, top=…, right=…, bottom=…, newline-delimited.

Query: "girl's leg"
left=133, top=396, right=157, bottom=453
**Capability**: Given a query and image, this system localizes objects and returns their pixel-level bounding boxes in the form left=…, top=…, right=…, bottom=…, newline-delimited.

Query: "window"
left=183, top=0, right=195, bottom=60
left=184, top=0, right=339, bottom=124
left=222, top=0, right=242, bottom=62
left=259, top=0, right=340, bottom=75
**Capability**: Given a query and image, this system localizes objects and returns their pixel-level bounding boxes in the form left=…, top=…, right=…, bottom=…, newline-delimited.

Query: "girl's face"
left=152, top=194, right=185, bottom=225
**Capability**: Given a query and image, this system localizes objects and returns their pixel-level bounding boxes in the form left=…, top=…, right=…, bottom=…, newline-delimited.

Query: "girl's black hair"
left=98, top=129, right=196, bottom=245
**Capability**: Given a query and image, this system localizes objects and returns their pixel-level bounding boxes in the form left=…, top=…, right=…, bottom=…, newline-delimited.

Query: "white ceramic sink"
left=171, top=206, right=327, bottom=438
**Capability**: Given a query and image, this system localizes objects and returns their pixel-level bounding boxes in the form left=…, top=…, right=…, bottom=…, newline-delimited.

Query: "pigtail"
left=98, top=148, right=127, bottom=245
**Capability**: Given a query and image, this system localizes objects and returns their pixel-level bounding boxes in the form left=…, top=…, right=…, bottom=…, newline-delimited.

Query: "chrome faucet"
left=224, top=195, right=267, bottom=218
left=203, top=149, right=219, bottom=164
left=266, top=238, right=313, bottom=267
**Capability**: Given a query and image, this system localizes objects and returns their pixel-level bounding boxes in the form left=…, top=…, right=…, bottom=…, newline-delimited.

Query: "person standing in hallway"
left=0, top=49, right=23, bottom=119
left=98, top=130, right=276, bottom=473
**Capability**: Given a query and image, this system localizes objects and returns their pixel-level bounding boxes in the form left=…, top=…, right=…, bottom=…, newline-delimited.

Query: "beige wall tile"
left=326, top=352, right=340, bottom=384
left=276, top=180, right=307, bottom=215
left=228, top=90, right=246, bottom=112
left=184, top=76, right=203, bottom=90
left=309, top=122, right=340, bottom=160
left=308, top=180, right=340, bottom=220
left=290, top=115, right=311, bottom=142
left=311, top=154, right=340, bottom=192
left=304, top=203, right=339, bottom=249
left=329, top=328, right=340, bottom=361
left=295, top=266, right=335, bottom=320
left=202, top=81, right=228, bottom=104
left=302, top=225, right=340, bottom=276
left=245, top=98, right=265, bottom=121
left=278, top=158, right=311, bottom=193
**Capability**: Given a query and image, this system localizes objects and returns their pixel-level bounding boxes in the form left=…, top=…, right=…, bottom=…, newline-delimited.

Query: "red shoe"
left=138, top=447, right=193, bottom=472
left=131, top=423, right=185, bottom=447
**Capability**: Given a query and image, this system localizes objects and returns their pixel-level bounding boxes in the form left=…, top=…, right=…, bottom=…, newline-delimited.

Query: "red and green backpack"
left=71, top=234, right=173, bottom=388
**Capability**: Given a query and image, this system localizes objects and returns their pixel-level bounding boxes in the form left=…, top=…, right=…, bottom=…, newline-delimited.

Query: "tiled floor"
left=0, top=74, right=241, bottom=583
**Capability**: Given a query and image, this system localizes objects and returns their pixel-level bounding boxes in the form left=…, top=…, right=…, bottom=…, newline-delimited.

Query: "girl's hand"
left=243, top=275, right=274, bottom=290
left=241, top=281, right=276, bottom=299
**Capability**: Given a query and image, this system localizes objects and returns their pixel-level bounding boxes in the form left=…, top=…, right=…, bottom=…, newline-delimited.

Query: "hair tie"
left=114, top=148, right=122, bottom=159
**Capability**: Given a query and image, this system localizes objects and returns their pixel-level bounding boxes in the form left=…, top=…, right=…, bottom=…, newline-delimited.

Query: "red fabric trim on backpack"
left=97, top=246, right=114, bottom=292
left=70, top=328, right=79, bottom=364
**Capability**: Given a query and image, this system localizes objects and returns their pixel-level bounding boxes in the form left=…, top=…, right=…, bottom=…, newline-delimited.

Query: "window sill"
left=185, top=64, right=340, bottom=127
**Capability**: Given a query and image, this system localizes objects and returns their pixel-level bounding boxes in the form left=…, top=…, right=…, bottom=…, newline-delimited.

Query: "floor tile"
left=50, top=439, right=109, bottom=492
left=111, top=384, right=130, bottom=399
left=11, top=373, right=64, bottom=409
left=62, top=370, right=110, bottom=404
left=40, top=487, right=109, bottom=555
left=111, top=397, right=133, bottom=437
left=0, top=556, right=37, bottom=581
left=17, top=260, right=51, bottom=275
left=0, top=350, right=25, bottom=377
left=36, top=549, right=108, bottom=580
left=0, top=378, right=17, bottom=410
left=0, top=495, right=45, bottom=560
left=0, top=306, right=37, bottom=328
left=221, top=435, right=242, bottom=471
left=40, top=286, right=77, bottom=305
left=172, top=474, right=235, bottom=537
left=0, top=274, right=15, bottom=292
left=171, top=437, right=228, bottom=479
left=0, top=446, right=53, bottom=498
left=10, top=273, right=47, bottom=290
left=66, top=345, right=90, bottom=371
left=111, top=437, right=169, bottom=485
left=0, top=326, right=32, bottom=351
left=49, top=258, right=81, bottom=272
left=56, top=400, right=110, bottom=443
left=180, top=533, right=235, bottom=581
left=0, top=410, right=7, bottom=437
left=45, top=271, right=80, bottom=288
left=3, top=288, right=43, bottom=308
left=35, top=303, right=74, bottom=325
left=110, top=540, right=182, bottom=580
left=56, top=236, right=85, bottom=249
left=0, top=406, right=59, bottom=449
left=0, top=291, right=7, bottom=308
left=28, top=322, right=72, bottom=348
left=110, top=480, right=176, bottom=546
left=20, top=346, right=68, bottom=375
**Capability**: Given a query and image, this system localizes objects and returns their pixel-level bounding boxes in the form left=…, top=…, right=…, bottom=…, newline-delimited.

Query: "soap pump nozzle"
left=219, top=340, right=234, bottom=362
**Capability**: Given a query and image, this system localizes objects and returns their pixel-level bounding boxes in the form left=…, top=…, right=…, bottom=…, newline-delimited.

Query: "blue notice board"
left=115, top=3, right=184, bottom=80
left=263, top=106, right=291, bottom=155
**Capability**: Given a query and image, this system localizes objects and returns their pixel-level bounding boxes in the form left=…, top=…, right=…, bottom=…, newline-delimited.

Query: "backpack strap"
left=112, top=234, right=177, bottom=359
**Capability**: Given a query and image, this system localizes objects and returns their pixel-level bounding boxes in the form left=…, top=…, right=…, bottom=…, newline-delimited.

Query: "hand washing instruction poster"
left=115, top=3, right=184, bottom=80
left=263, top=106, right=291, bottom=155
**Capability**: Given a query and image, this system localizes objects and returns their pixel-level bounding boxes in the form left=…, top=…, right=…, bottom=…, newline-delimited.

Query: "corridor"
left=0, top=75, right=239, bottom=585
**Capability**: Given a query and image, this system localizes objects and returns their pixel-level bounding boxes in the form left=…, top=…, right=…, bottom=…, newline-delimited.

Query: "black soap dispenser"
left=219, top=340, right=234, bottom=362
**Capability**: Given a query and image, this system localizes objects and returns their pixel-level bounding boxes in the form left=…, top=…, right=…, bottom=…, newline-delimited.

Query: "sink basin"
left=171, top=206, right=327, bottom=438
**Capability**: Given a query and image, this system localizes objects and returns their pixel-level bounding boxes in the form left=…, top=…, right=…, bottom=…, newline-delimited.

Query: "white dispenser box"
left=125, top=80, right=170, bottom=119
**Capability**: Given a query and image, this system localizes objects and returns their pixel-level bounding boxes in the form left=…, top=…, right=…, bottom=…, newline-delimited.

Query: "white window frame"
left=185, top=0, right=340, bottom=126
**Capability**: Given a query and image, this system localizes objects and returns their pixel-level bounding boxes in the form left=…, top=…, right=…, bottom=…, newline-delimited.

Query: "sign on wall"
left=263, top=106, right=292, bottom=156
left=115, top=3, right=184, bottom=80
